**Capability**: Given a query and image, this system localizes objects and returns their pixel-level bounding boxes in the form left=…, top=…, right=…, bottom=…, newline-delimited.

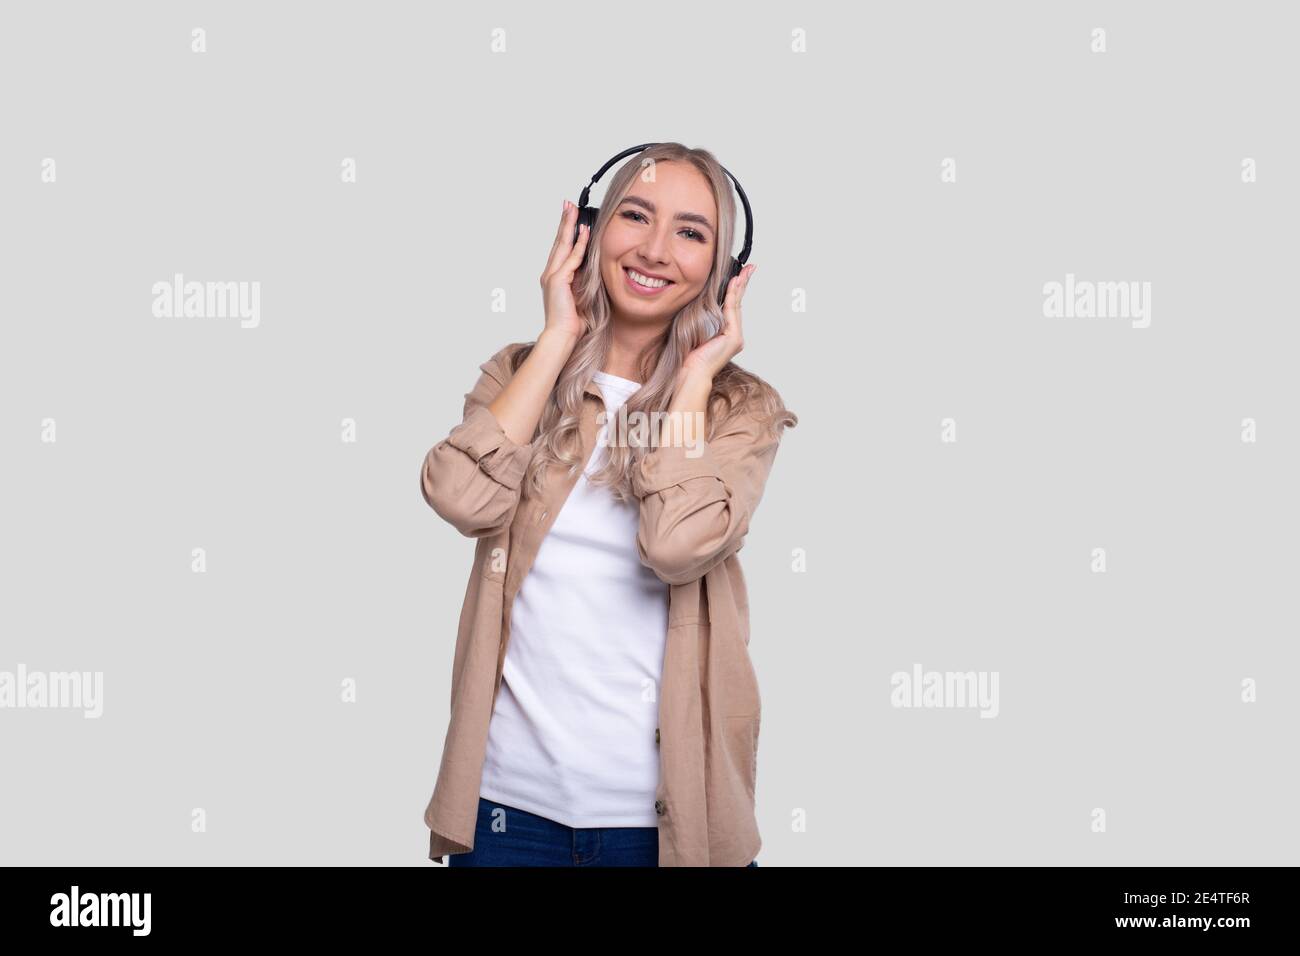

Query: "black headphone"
left=574, top=142, right=753, bottom=307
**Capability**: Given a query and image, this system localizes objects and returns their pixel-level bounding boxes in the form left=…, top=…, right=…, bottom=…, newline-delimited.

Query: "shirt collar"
left=584, top=371, right=645, bottom=401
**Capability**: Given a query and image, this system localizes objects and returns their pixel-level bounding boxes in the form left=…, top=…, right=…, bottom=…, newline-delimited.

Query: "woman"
left=420, top=142, right=796, bottom=866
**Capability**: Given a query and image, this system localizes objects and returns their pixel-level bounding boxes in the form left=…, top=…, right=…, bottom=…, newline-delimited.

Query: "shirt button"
left=654, top=799, right=665, bottom=815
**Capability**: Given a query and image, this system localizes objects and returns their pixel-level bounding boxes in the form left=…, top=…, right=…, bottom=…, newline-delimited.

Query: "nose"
left=637, top=222, right=672, bottom=265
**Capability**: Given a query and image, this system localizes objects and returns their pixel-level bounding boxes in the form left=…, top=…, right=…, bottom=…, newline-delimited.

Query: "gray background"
left=1, top=0, right=1296, bottom=866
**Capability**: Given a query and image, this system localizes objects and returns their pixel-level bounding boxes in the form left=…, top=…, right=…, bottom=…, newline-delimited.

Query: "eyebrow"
left=619, top=195, right=714, bottom=235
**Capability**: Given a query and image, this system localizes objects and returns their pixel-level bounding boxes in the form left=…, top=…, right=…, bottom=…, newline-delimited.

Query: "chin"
left=621, top=302, right=676, bottom=322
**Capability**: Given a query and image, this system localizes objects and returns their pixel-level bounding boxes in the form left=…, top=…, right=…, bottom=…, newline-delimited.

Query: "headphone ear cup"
left=575, top=205, right=599, bottom=266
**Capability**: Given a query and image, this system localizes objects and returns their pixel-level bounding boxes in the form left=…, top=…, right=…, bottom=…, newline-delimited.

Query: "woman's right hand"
left=539, top=199, right=592, bottom=341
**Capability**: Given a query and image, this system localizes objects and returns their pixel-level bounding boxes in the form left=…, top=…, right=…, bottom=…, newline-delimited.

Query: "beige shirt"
left=420, top=342, right=791, bottom=866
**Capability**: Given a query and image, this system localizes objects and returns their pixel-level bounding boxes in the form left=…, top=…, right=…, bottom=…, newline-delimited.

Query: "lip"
left=623, top=266, right=675, bottom=296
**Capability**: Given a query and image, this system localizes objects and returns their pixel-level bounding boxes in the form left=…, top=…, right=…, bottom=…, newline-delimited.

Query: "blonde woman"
left=420, top=142, right=796, bottom=867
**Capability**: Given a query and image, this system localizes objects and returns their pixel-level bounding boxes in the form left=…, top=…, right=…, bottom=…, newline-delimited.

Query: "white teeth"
left=626, top=268, right=670, bottom=289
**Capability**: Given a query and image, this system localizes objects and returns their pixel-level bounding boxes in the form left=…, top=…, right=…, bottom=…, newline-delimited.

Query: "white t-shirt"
left=478, top=370, right=670, bottom=827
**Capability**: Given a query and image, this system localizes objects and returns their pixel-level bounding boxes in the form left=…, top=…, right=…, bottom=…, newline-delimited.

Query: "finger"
left=722, top=266, right=755, bottom=343
left=719, top=292, right=740, bottom=340
left=722, top=263, right=755, bottom=314
left=545, top=201, right=579, bottom=277
left=562, top=221, right=592, bottom=273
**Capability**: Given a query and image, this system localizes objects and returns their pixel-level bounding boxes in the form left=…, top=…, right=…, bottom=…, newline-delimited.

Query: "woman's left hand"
left=682, top=263, right=755, bottom=380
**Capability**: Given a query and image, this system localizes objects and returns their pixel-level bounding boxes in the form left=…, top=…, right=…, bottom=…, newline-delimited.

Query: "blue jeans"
left=449, top=796, right=759, bottom=867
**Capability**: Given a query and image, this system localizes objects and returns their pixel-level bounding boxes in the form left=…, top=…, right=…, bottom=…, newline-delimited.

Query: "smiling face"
left=599, top=160, right=719, bottom=326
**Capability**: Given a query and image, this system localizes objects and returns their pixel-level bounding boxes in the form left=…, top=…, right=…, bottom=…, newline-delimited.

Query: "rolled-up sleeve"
left=630, top=406, right=785, bottom=586
left=420, top=344, right=534, bottom=537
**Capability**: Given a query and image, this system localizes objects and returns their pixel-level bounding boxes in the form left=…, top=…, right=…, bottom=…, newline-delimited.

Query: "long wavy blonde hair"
left=511, top=142, right=797, bottom=504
